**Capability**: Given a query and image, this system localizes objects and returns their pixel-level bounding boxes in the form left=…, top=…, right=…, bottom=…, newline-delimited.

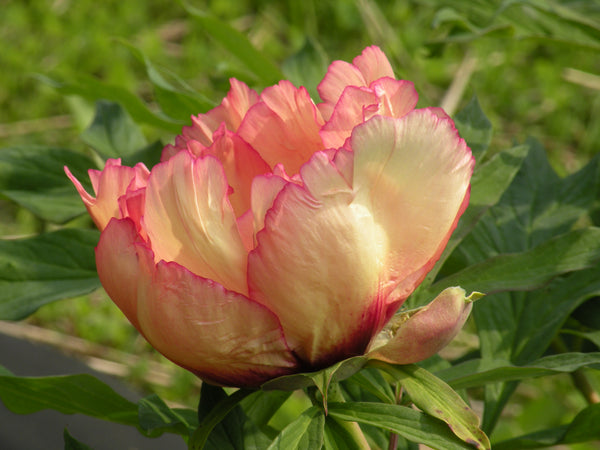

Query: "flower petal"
left=142, top=150, right=248, bottom=294
left=95, top=218, right=146, bottom=331
left=238, top=80, right=325, bottom=175
left=350, top=112, right=473, bottom=314
left=248, top=151, right=388, bottom=367
left=368, top=287, right=472, bottom=364
left=136, top=256, right=298, bottom=387
left=65, top=159, right=149, bottom=230
left=352, top=46, right=395, bottom=85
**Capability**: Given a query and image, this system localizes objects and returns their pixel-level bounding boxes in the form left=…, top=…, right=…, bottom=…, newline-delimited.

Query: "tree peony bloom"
left=66, top=46, right=475, bottom=387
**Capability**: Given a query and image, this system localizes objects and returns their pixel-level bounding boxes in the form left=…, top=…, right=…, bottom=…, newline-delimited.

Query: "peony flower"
left=66, top=46, right=474, bottom=387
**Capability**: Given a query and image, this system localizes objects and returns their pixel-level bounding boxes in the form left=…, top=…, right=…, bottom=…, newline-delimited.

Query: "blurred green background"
left=1, top=0, right=599, bottom=447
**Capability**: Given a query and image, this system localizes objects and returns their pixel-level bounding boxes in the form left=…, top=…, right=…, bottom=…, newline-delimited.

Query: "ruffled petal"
left=204, top=126, right=271, bottom=217
left=142, top=151, right=248, bottom=294
left=136, top=256, right=298, bottom=387
left=95, top=218, right=146, bottom=331
left=368, top=287, right=472, bottom=364
left=350, top=113, right=473, bottom=313
left=238, top=80, right=325, bottom=175
left=248, top=151, right=388, bottom=367
left=352, top=45, right=395, bottom=84
left=65, top=159, right=149, bottom=230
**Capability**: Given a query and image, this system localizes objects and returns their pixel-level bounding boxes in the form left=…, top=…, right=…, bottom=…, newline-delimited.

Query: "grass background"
left=1, top=0, right=599, bottom=447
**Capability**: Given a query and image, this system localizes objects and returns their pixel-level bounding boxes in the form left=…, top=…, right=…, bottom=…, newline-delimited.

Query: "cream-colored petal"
left=142, top=151, right=248, bottom=294
left=136, top=255, right=298, bottom=387
left=248, top=151, right=388, bottom=367
left=368, top=287, right=472, bottom=364
left=350, top=113, right=473, bottom=305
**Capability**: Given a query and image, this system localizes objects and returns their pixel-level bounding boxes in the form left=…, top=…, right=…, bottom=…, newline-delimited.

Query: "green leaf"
left=453, top=96, right=493, bottom=161
left=282, top=38, right=328, bottom=100
left=37, top=74, right=183, bottom=133
left=0, top=145, right=96, bottom=223
left=239, top=390, right=292, bottom=431
left=327, top=402, right=474, bottom=450
left=0, top=373, right=138, bottom=426
left=64, top=429, right=93, bottom=450
left=182, top=3, right=284, bottom=86
left=138, top=394, right=197, bottom=437
left=190, top=384, right=254, bottom=450
left=267, top=406, right=324, bottom=450
left=342, top=368, right=396, bottom=404
left=436, top=352, right=600, bottom=390
left=80, top=100, right=147, bottom=159
left=493, top=403, right=600, bottom=449
left=373, top=363, right=490, bottom=449
left=123, top=42, right=215, bottom=120
left=0, top=228, right=100, bottom=320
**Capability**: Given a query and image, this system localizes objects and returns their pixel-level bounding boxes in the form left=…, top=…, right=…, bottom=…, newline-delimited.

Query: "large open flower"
left=66, top=46, right=474, bottom=387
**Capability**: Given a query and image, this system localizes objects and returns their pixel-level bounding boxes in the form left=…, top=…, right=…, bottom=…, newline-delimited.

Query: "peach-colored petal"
left=136, top=256, right=298, bottom=387
left=238, top=80, right=325, bottom=175
left=317, top=46, right=395, bottom=114
left=368, top=287, right=472, bottom=364
left=320, top=79, right=418, bottom=149
left=65, top=159, right=149, bottom=230
left=350, top=113, right=473, bottom=315
left=250, top=173, right=288, bottom=241
left=95, top=218, right=146, bottom=331
left=248, top=151, right=388, bottom=367
left=142, top=151, right=248, bottom=294
left=203, top=125, right=271, bottom=217
left=352, top=45, right=395, bottom=85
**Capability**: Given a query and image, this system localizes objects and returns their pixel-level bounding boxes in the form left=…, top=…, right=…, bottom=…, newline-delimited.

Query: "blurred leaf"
left=432, top=0, right=600, bottom=50
left=0, top=228, right=100, bottom=320
left=493, top=403, right=600, bottom=449
left=63, top=429, right=93, bottom=450
left=138, top=394, right=197, bottom=437
left=123, top=42, right=215, bottom=119
left=437, top=352, right=600, bottom=390
left=453, top=96, right=493, bottom=161
left=266, top=406, right=324, bottom=450
left=282, top=38, right=328, bottom=100
left=81, top=100, right=147, bottom=159
left=182, top=3, right=284, bottom=86
left=327, top=402, right=474, bottom=450
left=37, top=74, right=183, bottom=133
left=0, top=373, right=138, bottom=426
left=0, top=145, right=95, bottom=223
left=373, top=363, right=490, bottom=449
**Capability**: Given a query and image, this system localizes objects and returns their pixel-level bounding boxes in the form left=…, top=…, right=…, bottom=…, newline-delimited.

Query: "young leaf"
left=327, top=402, right=474, bottom=450
left=372, top=363, right=490, bottom=449
left=0, top=229, right=100, bottom=320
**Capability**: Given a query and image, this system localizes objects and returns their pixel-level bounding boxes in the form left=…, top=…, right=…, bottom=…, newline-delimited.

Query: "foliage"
left=0, top=0, right=599, bottom=449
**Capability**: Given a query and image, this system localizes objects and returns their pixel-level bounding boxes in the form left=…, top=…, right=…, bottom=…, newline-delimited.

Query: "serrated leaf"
left=328, top=402, right=474, bottom=450
left=0, top=145, right=96, bottom=223
left=0, top=229, right=100, bottom=320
